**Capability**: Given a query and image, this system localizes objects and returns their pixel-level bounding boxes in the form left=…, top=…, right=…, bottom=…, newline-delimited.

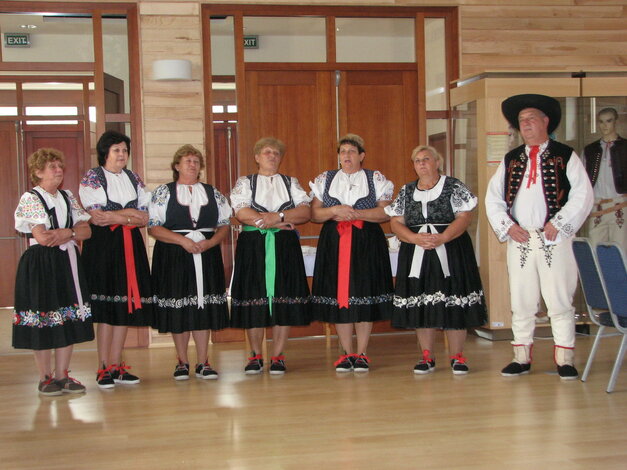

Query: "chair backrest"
left=572, top=238, right=608, bottom=310
left=596, top=243, right=627, bottom=320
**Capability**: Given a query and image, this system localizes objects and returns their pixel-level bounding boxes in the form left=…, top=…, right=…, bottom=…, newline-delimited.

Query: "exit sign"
left=5, top=33, right=30, bottom=47
left=244, top=35, right=258, bottom=49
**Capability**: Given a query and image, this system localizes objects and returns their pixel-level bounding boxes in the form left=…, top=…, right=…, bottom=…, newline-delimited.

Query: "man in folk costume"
left=485, top=94, right=593, bottom=380
left=583, top=107, right=627, bottom=249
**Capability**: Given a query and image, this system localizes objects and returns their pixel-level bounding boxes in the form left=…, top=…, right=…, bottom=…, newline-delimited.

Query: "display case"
left=450, top=72, right=627, bottom=339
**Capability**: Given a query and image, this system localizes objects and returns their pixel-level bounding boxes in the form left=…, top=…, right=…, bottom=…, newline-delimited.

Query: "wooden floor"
left=1, top=329, right=626, bottom=470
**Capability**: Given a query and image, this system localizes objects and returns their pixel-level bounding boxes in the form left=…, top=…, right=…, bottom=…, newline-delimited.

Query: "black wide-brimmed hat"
left=501, top=94, right=561, bottom=135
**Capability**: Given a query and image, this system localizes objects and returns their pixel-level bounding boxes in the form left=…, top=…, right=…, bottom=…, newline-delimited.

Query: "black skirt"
left=81, top=224, right=154, bottom=326
left=392, top=230, right=487, bottom=330
left=230, top=229, right=310, bottom=328
left=152, top=233, right=229, bottom=333
left=13, top=244, right=94, bottom=350
left=311, top=221, right=393, bottom=323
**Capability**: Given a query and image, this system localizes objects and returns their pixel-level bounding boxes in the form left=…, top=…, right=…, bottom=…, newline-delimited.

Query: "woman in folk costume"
left=230, top=137, right=311, bottom=375
left=310, top=134, right=394, bottom=373
left=14, top=148, right=93, bottom=395
left=149, top=145, right=231, bottom=380
left=80, top=131, right=153, bottom=389
left=386, top=145, right=486, bottom=375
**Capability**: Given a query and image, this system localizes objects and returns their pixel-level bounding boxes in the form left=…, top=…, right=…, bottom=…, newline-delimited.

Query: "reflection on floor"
left=1, top=331, right=626, bottom=470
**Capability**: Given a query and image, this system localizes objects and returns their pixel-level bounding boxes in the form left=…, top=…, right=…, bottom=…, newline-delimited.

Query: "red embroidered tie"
left=526, top=145, right=540, bottom=188
left=336, top=220, right=364, bottom=309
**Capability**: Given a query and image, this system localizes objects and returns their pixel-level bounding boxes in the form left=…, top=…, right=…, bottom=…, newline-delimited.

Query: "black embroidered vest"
left=504, top=140, right=572, bottom=224
left=248, top=174, right=295, bottom=213
left=94, top=166, right=141, bottom=211
left=322, top=169, right=377, bottom=209
left=162, top=182, right=218, bottom=231
left=402, top=177, right=458, bottom=230
left=583, top=136, right=627, bottom=194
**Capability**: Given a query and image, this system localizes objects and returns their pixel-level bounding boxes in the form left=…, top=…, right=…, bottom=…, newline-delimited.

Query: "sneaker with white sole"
left=38, top=375, right=62, bottom=396
left=450, top=354, right=469, bottom=375
left=353, top=354, right=370, bottom=372
left=195, top=362, right=218, bottom=380
left=269, top=355, right=287, bottom=375
left=334, top=354, right=356, bottom=372
left=173, top=361, right=190, bottom=381
left=96, top=365, right=115, bottom=389
left=413, top=350, right=435, bottom=375
left=111, top=362, right=140, bottom=384
left=56, top=370, right=86, bottom=393
left=244, top=354, right=263, bottom=375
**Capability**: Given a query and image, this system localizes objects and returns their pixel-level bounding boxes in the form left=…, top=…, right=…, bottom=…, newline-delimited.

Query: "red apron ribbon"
left=336, top=220, right=364, bottom=309
left=110, top=224, right=141, bottom=313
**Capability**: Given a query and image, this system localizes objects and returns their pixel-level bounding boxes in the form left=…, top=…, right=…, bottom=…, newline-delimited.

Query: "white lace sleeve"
left=451, top=179, right=478, bottom=214
left=14, top=192, right=47, bottom=233
left=373, top=171, right=394, bottom=201
left=215, top=189, right=232, bottom=226
left=65, top=190, right=91, bottom=224
left=79, top=168, right=107, bottom=211
left=148, top=184, right=170, bottom=227
left=384, top=185, right=406, bottom=217
left=290, top=177, right=312, bottom=206
left=308, top=172, right=327, bottom=201
left=230, top=176, right=253, bottom=211
left=485, top=161, right=514, bottom=242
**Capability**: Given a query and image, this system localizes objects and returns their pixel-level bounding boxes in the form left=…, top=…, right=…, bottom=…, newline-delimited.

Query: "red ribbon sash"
left=336, top=220, right=364, bottom=309
left=110, top=224, right=142, bottom=313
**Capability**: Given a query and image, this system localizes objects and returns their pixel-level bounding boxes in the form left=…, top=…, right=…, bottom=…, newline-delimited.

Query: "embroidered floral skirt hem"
left=13, top=245, right=94, bottom=350
left=82, top=224, right=154, bottom=326
left=230, top=230, right=310, bottom=328
left=151, top=236, right=229, bottom=333
left=392, top=231, right=487, bottom=330
left=311, top=221, right=393, bottom=324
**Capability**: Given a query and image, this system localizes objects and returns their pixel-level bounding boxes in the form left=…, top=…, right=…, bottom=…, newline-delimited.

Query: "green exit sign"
left=5, top=33, right=30, bottom=47
left=244, top=35, right=258, bottom=49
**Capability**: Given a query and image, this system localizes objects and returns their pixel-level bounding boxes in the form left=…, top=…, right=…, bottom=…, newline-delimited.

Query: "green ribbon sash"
left=243, top=225, right=280, bottom=314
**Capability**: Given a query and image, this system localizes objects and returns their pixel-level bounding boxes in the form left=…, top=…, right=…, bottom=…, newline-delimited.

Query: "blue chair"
left=573, top=238, right=620, bottom=386
left=596, top=242, right=627, bottom=393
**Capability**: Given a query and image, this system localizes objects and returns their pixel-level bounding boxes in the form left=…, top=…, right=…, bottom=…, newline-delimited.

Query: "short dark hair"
left=337, top=133, right=365, bottom=154
left=96, top=130, right=131, bottom=166
left=598, top=107, right=618, bottom=120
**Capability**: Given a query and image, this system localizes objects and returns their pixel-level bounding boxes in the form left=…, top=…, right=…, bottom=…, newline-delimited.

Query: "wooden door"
left=0, top=122, right=22, bottom=307
left=23, top=129, right=85, bottom=198
left=240, top=68, right=420, bottom=338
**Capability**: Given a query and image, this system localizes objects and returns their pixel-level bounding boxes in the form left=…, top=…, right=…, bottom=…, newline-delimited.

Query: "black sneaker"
left=38, top=375, right=63, bottom=396
left=557, top=364, right=578, bottom=381
left=413, top=350, right=435, bottom=375
left=334, top=354, right=356, bottom=372
left=269, top=355, right=287, bottom=375
left=450, top=354, right=469, bottom=375
left=111, top=362, right=140, bottom=384
left=195, top=362, right=218, bottom=380
left=96, top=366, right=115, bottom=389
left=244, top=354, right=264, bottom=375
left=501, top=362, right=531, bottom=376
left=173, top=361, right=190, bottom=381
left=353, top=354, right=370, bottom=373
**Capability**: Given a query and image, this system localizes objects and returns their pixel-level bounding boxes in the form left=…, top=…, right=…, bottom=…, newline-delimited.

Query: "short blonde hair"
left=28, top=148, right=65, bottom=186
left=253, top=137, right=285, bottom=157
left=411, top=145, right=443, bottom=172
left=171, top=144, right=205, bottom=181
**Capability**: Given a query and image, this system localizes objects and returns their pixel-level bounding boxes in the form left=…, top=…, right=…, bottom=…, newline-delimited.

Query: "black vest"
left=322, top=169, right=377, bottom=209
left=504, top=140, right=572, bottom=224
left=161, top=182, right=218, bottom=231
left=583, top=136, right=627, bottom=194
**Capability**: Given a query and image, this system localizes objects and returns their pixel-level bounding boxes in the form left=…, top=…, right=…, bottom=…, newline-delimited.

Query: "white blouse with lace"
left=309, top=169, right=394, bottom=205
left=230, top=174, right=311, bottom=212
left=79, top=167, right=151, bottom=211
left=15, top=187, right=90, bottom=233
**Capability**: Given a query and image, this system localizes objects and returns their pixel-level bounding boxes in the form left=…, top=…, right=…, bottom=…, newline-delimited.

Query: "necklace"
left=417, top=175, right=441, bottom=191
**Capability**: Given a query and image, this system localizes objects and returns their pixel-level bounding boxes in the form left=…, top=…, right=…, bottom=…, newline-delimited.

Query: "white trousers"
left=587, top=197, right=626, bottom=251
left=507, top=232, right=577, bottom=348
